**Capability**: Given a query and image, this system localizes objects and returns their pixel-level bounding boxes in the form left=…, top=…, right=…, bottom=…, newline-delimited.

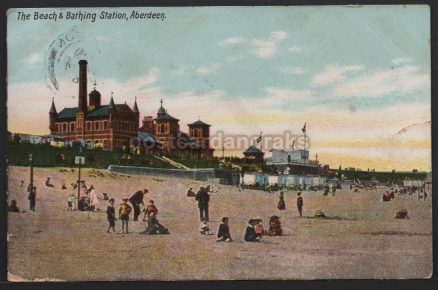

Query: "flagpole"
left=304, top=123, right=306, bottom=151
left=260, top=132, right=262, bottom=152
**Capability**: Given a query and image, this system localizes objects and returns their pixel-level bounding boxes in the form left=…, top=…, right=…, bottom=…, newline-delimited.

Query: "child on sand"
left=119, top=198, right=132, bottom=234
left=244, top=219, right=261, bottom=242
left=106, top=199, right=116, bottom=233
left=67, top=194, right=75, bottom=211
left=199, top=218, right=214, bottom=235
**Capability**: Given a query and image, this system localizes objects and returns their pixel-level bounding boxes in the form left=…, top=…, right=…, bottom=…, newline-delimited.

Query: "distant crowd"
left=8, top=176, right=431, bottom=240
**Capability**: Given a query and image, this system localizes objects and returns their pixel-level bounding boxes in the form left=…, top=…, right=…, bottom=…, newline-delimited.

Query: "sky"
left=7, top=6, right=431, bottom=171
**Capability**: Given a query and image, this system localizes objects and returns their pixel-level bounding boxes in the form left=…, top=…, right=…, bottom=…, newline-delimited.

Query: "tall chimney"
left=78, top=60, right=88, bottom=112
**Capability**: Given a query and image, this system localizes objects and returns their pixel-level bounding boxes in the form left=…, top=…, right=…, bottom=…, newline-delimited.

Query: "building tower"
left=107, top=92, right=116, bottom=150
left=188, top=119, right=211, bottom=152
left=88, top=81, right=101, bottom=108
left=133, top=96, right=140, bottom=128
left=49, top=97, right=57, bottom=134
left=154, top=99, right=179, bottom=153
left=157, top=98, right=166, bottom=118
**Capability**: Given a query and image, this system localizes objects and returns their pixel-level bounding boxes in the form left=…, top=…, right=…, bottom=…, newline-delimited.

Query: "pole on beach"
left=29, top=153, right=33, bottom=191
left=77, top=158, right=81, bottom=210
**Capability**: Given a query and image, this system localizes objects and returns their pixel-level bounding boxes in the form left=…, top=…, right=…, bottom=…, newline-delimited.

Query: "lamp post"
left=29, top=153, right=33, bottom=191
left=77, top=157, right=82, bottom=209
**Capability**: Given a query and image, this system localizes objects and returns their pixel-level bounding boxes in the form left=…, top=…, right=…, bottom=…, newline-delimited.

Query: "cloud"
left=391, top=57, right=410, bottom=65
left=196, top=63, right=221, bottom=75
left=279, top=66, right=305, bottom=75
left=218, top=36, right=244, bottom=46
left=250, top=31, right=288, bottom=59
left=333, top=64, right=429, bottom=98
left=19, top=53, right=43, bottom=65
left=173, top=65, right=187, bottom=75
left=264, top=87, right=313, bottom=102
left=251, top=39, right=277, bottom=58
left=311, top=64, right=365, bottom=86
left=287, top=46, right=302, bottom=52
left=271, top=31, right=287, bottom=40
left=142, top=67, right=159, bottom=85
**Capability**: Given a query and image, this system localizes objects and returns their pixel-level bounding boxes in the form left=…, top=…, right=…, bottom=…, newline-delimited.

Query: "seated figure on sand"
left=216, top=217, right=232, bottom=242
left=395, top=208, right=409, bottom=219
left=45, top=177, right=54, bottom=187
left=187, top=187, right=196, bottom=197
left=8, top=200, right=20, bottom=212
left=140, top=212, right=169, bottom=235
left=244, top=219, right=261, bottom=242
left=254, top=218, right=264, bottom=238
left=268, top=215, right=282, bottom=236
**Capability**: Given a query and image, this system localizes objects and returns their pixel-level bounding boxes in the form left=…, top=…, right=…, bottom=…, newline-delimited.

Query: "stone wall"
left=108, top=165, right=240, bottom=185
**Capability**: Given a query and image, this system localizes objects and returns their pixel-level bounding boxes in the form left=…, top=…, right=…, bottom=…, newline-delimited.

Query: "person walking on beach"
left=119, top=198, right=132, bottom=234
left=297, top=191, right=303, bottom=217
left=195, top=187, right=210, bottom=221
left=277, top=191, right=286, bottom=210
left=28, top=186, right=36, bottom=212
left=129, top=189, right=147, bottom=221
left=106, top=198, right=116, bottom=233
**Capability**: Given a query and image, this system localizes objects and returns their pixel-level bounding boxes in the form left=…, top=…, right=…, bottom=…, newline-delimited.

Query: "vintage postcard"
left=6, top=6, right=431, bottom=281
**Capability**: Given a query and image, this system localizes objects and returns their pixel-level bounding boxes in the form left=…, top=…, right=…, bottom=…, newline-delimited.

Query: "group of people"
left=105, top=189, right=168, bottom=235
left=188, top=185, right=288, bottom=243
left=277, top=191, right=304, bottom=217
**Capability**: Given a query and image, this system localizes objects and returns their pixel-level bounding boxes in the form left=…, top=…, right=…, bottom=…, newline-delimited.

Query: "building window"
left=55, top=124, right=59, bottom=132
left=86, top=122, right=91, bottom=131
left=95, top=122, right=99, bottom=131
left=104, top=121, right=108, bottom=129
left=70, top=123, right=75, bottom=131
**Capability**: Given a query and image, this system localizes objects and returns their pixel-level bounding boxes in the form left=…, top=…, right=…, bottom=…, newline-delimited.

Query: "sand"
left=7, top=166, right=432, bottom=281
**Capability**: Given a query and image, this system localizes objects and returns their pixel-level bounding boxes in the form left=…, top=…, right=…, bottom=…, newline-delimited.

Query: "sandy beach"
left=7, top=166, right=432, bottom=281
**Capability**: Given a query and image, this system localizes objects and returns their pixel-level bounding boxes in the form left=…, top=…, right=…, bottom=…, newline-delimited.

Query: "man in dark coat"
left=244, top=219, right=260, bottom=242
left=216, top=217, right=232, bottom=242
left=297, top=192, right=303, bottom=217
left=28, top=186, right=36, bottom=212
left=195, top=187, right=210, bottom=221
left=129, top=189, right=147, bottom=221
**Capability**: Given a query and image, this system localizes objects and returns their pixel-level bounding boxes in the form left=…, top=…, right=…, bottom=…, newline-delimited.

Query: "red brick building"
left=139, top=100, right=214, bottom=157
left=49, top=60, right=139, bottom=151
left=49, top=59, right=214, bottom=157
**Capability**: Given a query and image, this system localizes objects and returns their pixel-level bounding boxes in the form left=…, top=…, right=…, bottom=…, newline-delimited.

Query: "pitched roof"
left=154, top=113, right=179, bottom=122
left=108, top=97, right=115, bottom=109
left=57, top=107, right=78, bottom=120
left=87, top=104, right=131, bottom=117
left=56, top=104, right=132, bottom=120
left=49, top=98, right=57, bottom=114
left=188, top=120, right=211, bottom=127
left=133, top=98, right=139, bottom=113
